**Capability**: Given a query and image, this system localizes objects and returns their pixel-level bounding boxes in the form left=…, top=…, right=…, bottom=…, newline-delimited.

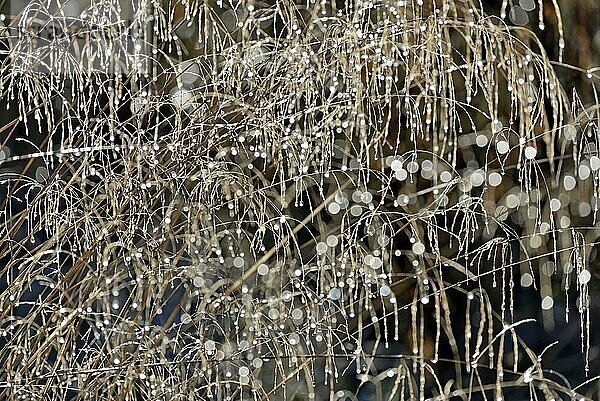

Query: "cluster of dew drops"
left=0, top=0, right=599, bottom=399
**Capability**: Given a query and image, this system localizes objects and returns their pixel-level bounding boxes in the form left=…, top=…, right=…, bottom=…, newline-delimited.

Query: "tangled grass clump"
left=0, top=0, right=599, bottom=400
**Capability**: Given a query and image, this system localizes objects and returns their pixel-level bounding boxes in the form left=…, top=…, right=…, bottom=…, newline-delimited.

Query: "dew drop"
left=407, top=161, right=419, bottom=174
left=394, top=169, right=408, bottom=181
left=412, top=242, right=425, bottom=255
left=509, top=5, right=529, bottom=26
left=563, top=175, right=576, bottom=191
left=475, top=135, right=488, bottom=147
left=390, top=159, right=403, bottom=171
left=377, top=234, right=390, bottom=246
left=326, top=235, right=339, bottom=247
left=470, top=170, right=485, bottom=187
left=491, top=120, right=503, bottom=134
left=316, top=242, right=328, bottom=255
left=440, top=171, right=453, bottom=182
left=579, top=165, right=591, bottom=180
left=519, top=0, right=535, bottom=12
left=329, top=288, right=341, bottom=300
left=563, top=124, right=577, bottom=141
left=541, top=296, right=554, bottom=310
left=496, top=141, right=510, bottom=154
left=579, top=202, right=591, bottom=217
left=288, top=333, right=300, bottom=345
left=524, top=146, right=537, bottom=159
left=257, top=264, right=269, bottom=275
left=506, top=194, right=520, bottom=208
left=35, top=166, right=49, bottom=183
left=488, top=172, right=503, bottom=187
left=181, top=313, right=191, bottom=324
left=350, top=205, right=363, bottom=216
left=327, top=202, right=341, bottom=215
left=233, top=256, right=245, bottom=268
left=578, top=270, right=591, bottom=285
left=520, top=273, right=533, bottom=287
left=397, top=194, right=410, bottom=206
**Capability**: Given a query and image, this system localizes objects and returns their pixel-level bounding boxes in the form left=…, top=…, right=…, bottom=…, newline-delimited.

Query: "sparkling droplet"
left=377, top=235, right=390, bottom=246
left=350, top=205, right=363, bottom=216
left=470, top=170, right=485, bottom=187
left=397, top=194, right=410, bottom=206
left=475, top=135, right=488, bottom=147
left=288, top=333, right=300, bottom=345
left=268, top=308, right=279, bottom=320
left=519, top=0, right=535, bottom=12
left=578, top=270, right=591, bottom=285
left=506, top=194, right=520, bottom=208
left=496, top=141, right=510, bottom=154
left=520, top=273, right=533, bottom=287
left=509, top=5, right=529, bottom=26
left=394, top=169, right=408, bottom=181
left=233, top=256, right=245, bottom=268
left=412, top=242, right=425, bottom=255
left=491, top=120, right=503, bottom=134
left=327, top=202, right=341, bottom=215
left=440, top=171, right=453, bottom=182
left=541, top=296, right=554, bottom=310
left=407, top=161, right=419, bottom=174
left=326, top=235, right=339, bottom=247
left=329, top=288, right=341, bottom=300
left=579, top=165, right=591, bottom=180
left=181, top=313, right=191, bottom=324
left=379, top=285, right=391, bottom=297
left=257, top=264, right=269, bottom=275
left=390, top=159, right=403, bottom=171
left=36, top=166, right=49, bottom=183
left=205, top=340, right=216, bottom=352
left=563, top=124, right=577, bottom=141
left=563, top=175, right=576, bottom=191
left=488, top=172, right=502, bottom=187
left=316, top=242, right=328, bottom=255
left=524, top=146, right=537, bottom=159
left=529, top=235, right=541, bottom=248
